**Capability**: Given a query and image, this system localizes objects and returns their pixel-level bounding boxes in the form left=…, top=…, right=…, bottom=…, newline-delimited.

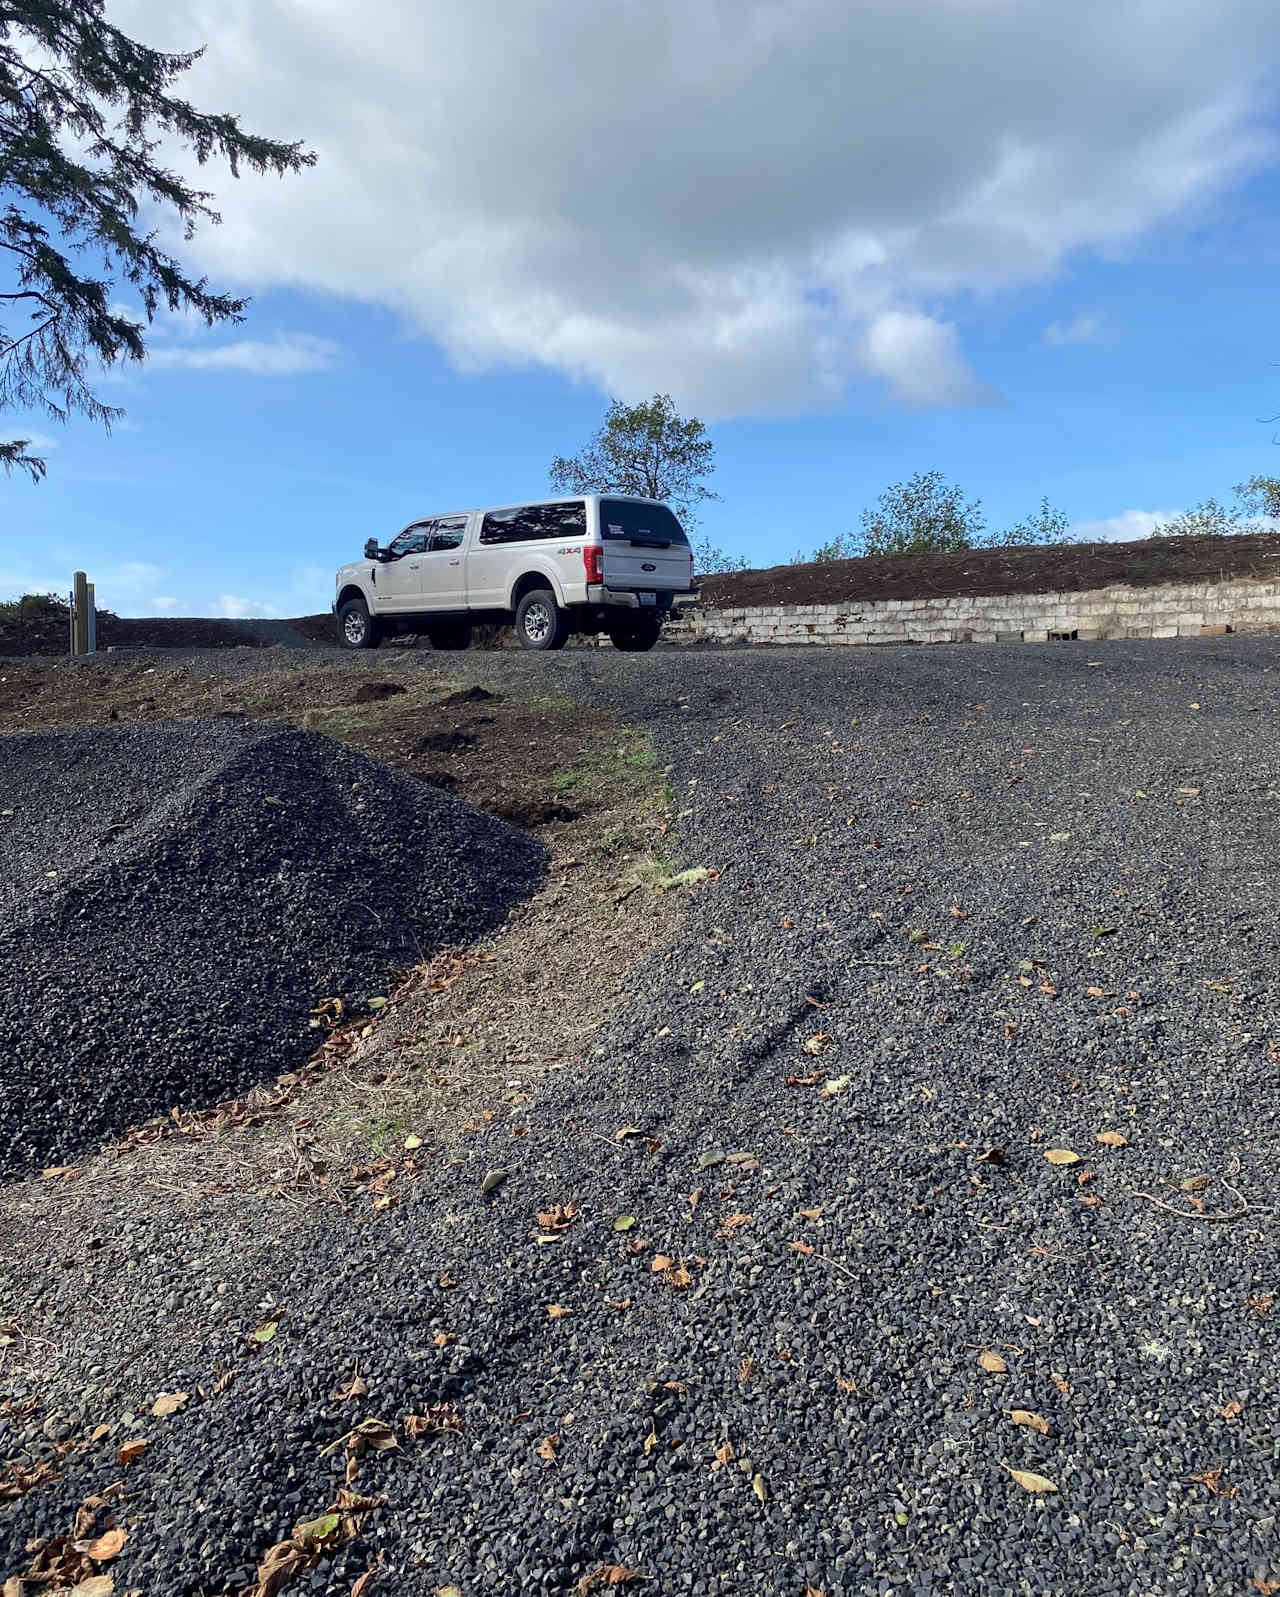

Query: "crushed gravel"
left=3, top=637, right=1279, bottom=1597
left=0, top=718, right=545, bottom=1177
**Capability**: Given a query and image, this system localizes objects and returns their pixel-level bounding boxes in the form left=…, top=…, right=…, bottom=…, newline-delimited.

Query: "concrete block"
left=1021, top=630, right=1050, bottom=643
left=1151, top=625, right=1179, bottom=638
left=1199, top=623, right=1231, bottom=635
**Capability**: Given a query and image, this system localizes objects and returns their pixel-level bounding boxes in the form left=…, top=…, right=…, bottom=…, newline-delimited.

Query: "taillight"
left=583, top=545, right=604, bottom=584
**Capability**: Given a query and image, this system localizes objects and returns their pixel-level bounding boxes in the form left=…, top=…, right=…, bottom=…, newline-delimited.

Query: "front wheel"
left=426, top=618, right=472, bottom=651
left=515, top=588, right=569, bottom=651
left=608, top=614, right=663, bottom=652
left=338, top=597, right=382, bottom=650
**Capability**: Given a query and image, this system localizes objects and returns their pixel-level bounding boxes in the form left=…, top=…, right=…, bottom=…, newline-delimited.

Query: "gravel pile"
left=3, top=639, right=1279, bottom=1596
left=0, top=719, right=544, bottom=1177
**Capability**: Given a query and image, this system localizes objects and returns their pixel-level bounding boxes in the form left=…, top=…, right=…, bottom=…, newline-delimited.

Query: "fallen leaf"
left=76, top=1526, right=127, bottom=1561
left=803, top=1034, right=834, bottom=1056
left=150, top=1392, right=188, bottom=1418
left=1044, top=1149, right=1080, bottom=1165
left=752, top=1472, right=768, bottom=1503
left=1010, top=1410, right=1054, bottom=1436
left=535, top=1203, right=579, bottom=1232
left=251, top=1319, right=280, bottom=1346
left=403, top=1135, right=422, bottom=1151
left=1246, top=1295, right=1274, bottom=1317
left=789, top=1240, right=815, bottom=1256
left=711, top=1440, right=735, bottom=1471
left=1002, top=1464, right=1058, bottom=1494
left=545, top=1305, right=573, bottom=1320
left=615, top=1127, right=643, bottom=1141
left=612, top=1215, right=636, bottom=1232
left=1095, top=1131, right=1128, bottom=1147
left=1221, top=1401, right=1244, bottom=1421
left=116, top=1439, right=147, bottom=1466
left=643, top=1427, right=657, bottom=1456
left=978, top=1350, right=1008, bottom=1374
left=576, top=1566, right=646, bottom=1593
left=536, top=1433, right=558, bottom=1462
left=1078, top=1193, right=1102, bottom=1207
left=403, top=1407, right=460, bottom=1439
left=351, top=1570, right=380, bottom=1597
left=1189, top=1467, right=1235, bottom=1498
left=69, top=1580, right=113, bottom=1597
left=433, top=1332, right=455, bottom=1349
left=651, top=1254, right=674, bottom=1273
left=481, top=1169, right=507, bottom=1194
left=348, top=1419, right=399, bottom=1454
left=333, top=1372, right=369, bottom=1403
left=294, top=1513, right=342, bottom=1549
left=796, top=1207, right=822, bottom=1220
left=1077, top=1169, right=1095, bottom=1186
left=437, top=1588, right=463, bottom=1597
left=975, top=1147, right=1006, bottom=1165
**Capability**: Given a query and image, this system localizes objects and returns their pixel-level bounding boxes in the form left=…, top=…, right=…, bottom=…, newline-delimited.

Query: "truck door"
left=420, top=515, right=470, bottom=612
left=378, top=521, right=431, bottom=613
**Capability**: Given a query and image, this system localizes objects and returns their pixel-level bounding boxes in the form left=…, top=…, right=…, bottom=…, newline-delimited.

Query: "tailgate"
left=598, top=499, right=692, bottom=592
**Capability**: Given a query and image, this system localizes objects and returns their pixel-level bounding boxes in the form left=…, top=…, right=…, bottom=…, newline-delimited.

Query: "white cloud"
left=1068, top=509, right=1180, bottom=542
left=107, top=0, right=1278, bottom=417
left=213, top=594, right=282, bottom=619
left=146, top=595, right=179, bottom=614
left=1042, top=312, right=1105, bottom=347
left=148, top=334, right=338, bottom=375
left=862, top=311, right=1003, bottom=408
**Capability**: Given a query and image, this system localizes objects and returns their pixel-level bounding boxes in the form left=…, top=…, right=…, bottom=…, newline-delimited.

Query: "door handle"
left=449, top=559, right=461, bottom=566
left=407, top=561, right=420, bottom=568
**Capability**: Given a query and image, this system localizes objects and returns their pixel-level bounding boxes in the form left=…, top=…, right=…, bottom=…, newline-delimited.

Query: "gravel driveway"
left=3, top=637, right=1278, bottom=1596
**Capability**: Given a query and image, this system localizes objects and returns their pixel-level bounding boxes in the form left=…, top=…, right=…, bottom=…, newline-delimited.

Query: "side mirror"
left=363, top=538, right=379, bottom=560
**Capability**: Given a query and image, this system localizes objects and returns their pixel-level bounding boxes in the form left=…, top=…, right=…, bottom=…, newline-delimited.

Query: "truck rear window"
left=599, top=500, right=689, bottom=545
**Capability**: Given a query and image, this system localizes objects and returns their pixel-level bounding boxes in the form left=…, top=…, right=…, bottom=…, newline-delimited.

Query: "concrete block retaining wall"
left=665, top=575, right=1280, bottom=648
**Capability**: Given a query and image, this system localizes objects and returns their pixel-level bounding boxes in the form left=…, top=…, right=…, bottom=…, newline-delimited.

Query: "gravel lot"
left=3, top=636, right=1278, bottom=1597
left=0, top=718, right=544, bottom=1177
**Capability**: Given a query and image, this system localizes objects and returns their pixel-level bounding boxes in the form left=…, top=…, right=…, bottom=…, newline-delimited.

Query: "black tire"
left=608, top=614, right=663, bottom=652
left=515, top=588, right=569, bottom=651
left=426, top=618, right=472, bottom=651
left=337, top=596, right=382, bottom=650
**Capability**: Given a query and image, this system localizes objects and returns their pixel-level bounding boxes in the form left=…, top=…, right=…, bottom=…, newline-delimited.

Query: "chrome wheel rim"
left=524, top=602, right=552, bottom=643
left=344, top=610, right=366, bottom=645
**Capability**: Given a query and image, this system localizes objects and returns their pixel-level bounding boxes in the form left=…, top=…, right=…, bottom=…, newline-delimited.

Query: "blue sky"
left=4, top=0, right=1280, bottom=617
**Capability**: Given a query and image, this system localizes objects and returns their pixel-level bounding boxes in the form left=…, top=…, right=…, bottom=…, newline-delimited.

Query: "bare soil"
left=699, top=531, right=1280, bottom=608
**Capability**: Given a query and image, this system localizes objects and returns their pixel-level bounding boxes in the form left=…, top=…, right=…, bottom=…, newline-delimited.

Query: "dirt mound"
left=0, top=720, right=545, bottom=1177
left=700, top=531, right=1280, bottom=609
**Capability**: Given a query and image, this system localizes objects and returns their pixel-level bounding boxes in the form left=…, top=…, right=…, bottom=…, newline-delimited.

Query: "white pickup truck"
left=333, top=494, right=699, bottom=652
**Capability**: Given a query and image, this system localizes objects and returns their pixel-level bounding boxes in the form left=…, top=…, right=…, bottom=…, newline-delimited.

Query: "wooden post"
left=86, top=582, right=96, bottom=653
left=72, top=571, right=89, bottom=656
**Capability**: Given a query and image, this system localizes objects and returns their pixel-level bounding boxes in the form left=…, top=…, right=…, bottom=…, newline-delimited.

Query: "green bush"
left=0, top=591, right=69, bottom=621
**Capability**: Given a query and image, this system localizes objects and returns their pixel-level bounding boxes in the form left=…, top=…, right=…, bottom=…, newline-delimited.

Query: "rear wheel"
left=515, top=588, right=569, bottom=651
left=426, top=618, right=472, bottom=650
left=338, top=597, right=382, bottom=650
left=608, top=614, right=663, bottom=652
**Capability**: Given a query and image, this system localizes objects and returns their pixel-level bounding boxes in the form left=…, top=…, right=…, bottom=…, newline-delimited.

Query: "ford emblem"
left=641, top=561, right=656, bottom=571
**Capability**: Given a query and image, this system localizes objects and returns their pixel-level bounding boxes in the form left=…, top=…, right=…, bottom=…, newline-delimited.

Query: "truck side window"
left=480, top=501, right=585, bottom=544
left=430, top=517, right=467, bottom=552
left=388, top=523, right=430, bottom=558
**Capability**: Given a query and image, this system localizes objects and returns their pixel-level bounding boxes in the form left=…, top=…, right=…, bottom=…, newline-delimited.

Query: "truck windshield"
left=599, top=500, right=689, bottom=545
